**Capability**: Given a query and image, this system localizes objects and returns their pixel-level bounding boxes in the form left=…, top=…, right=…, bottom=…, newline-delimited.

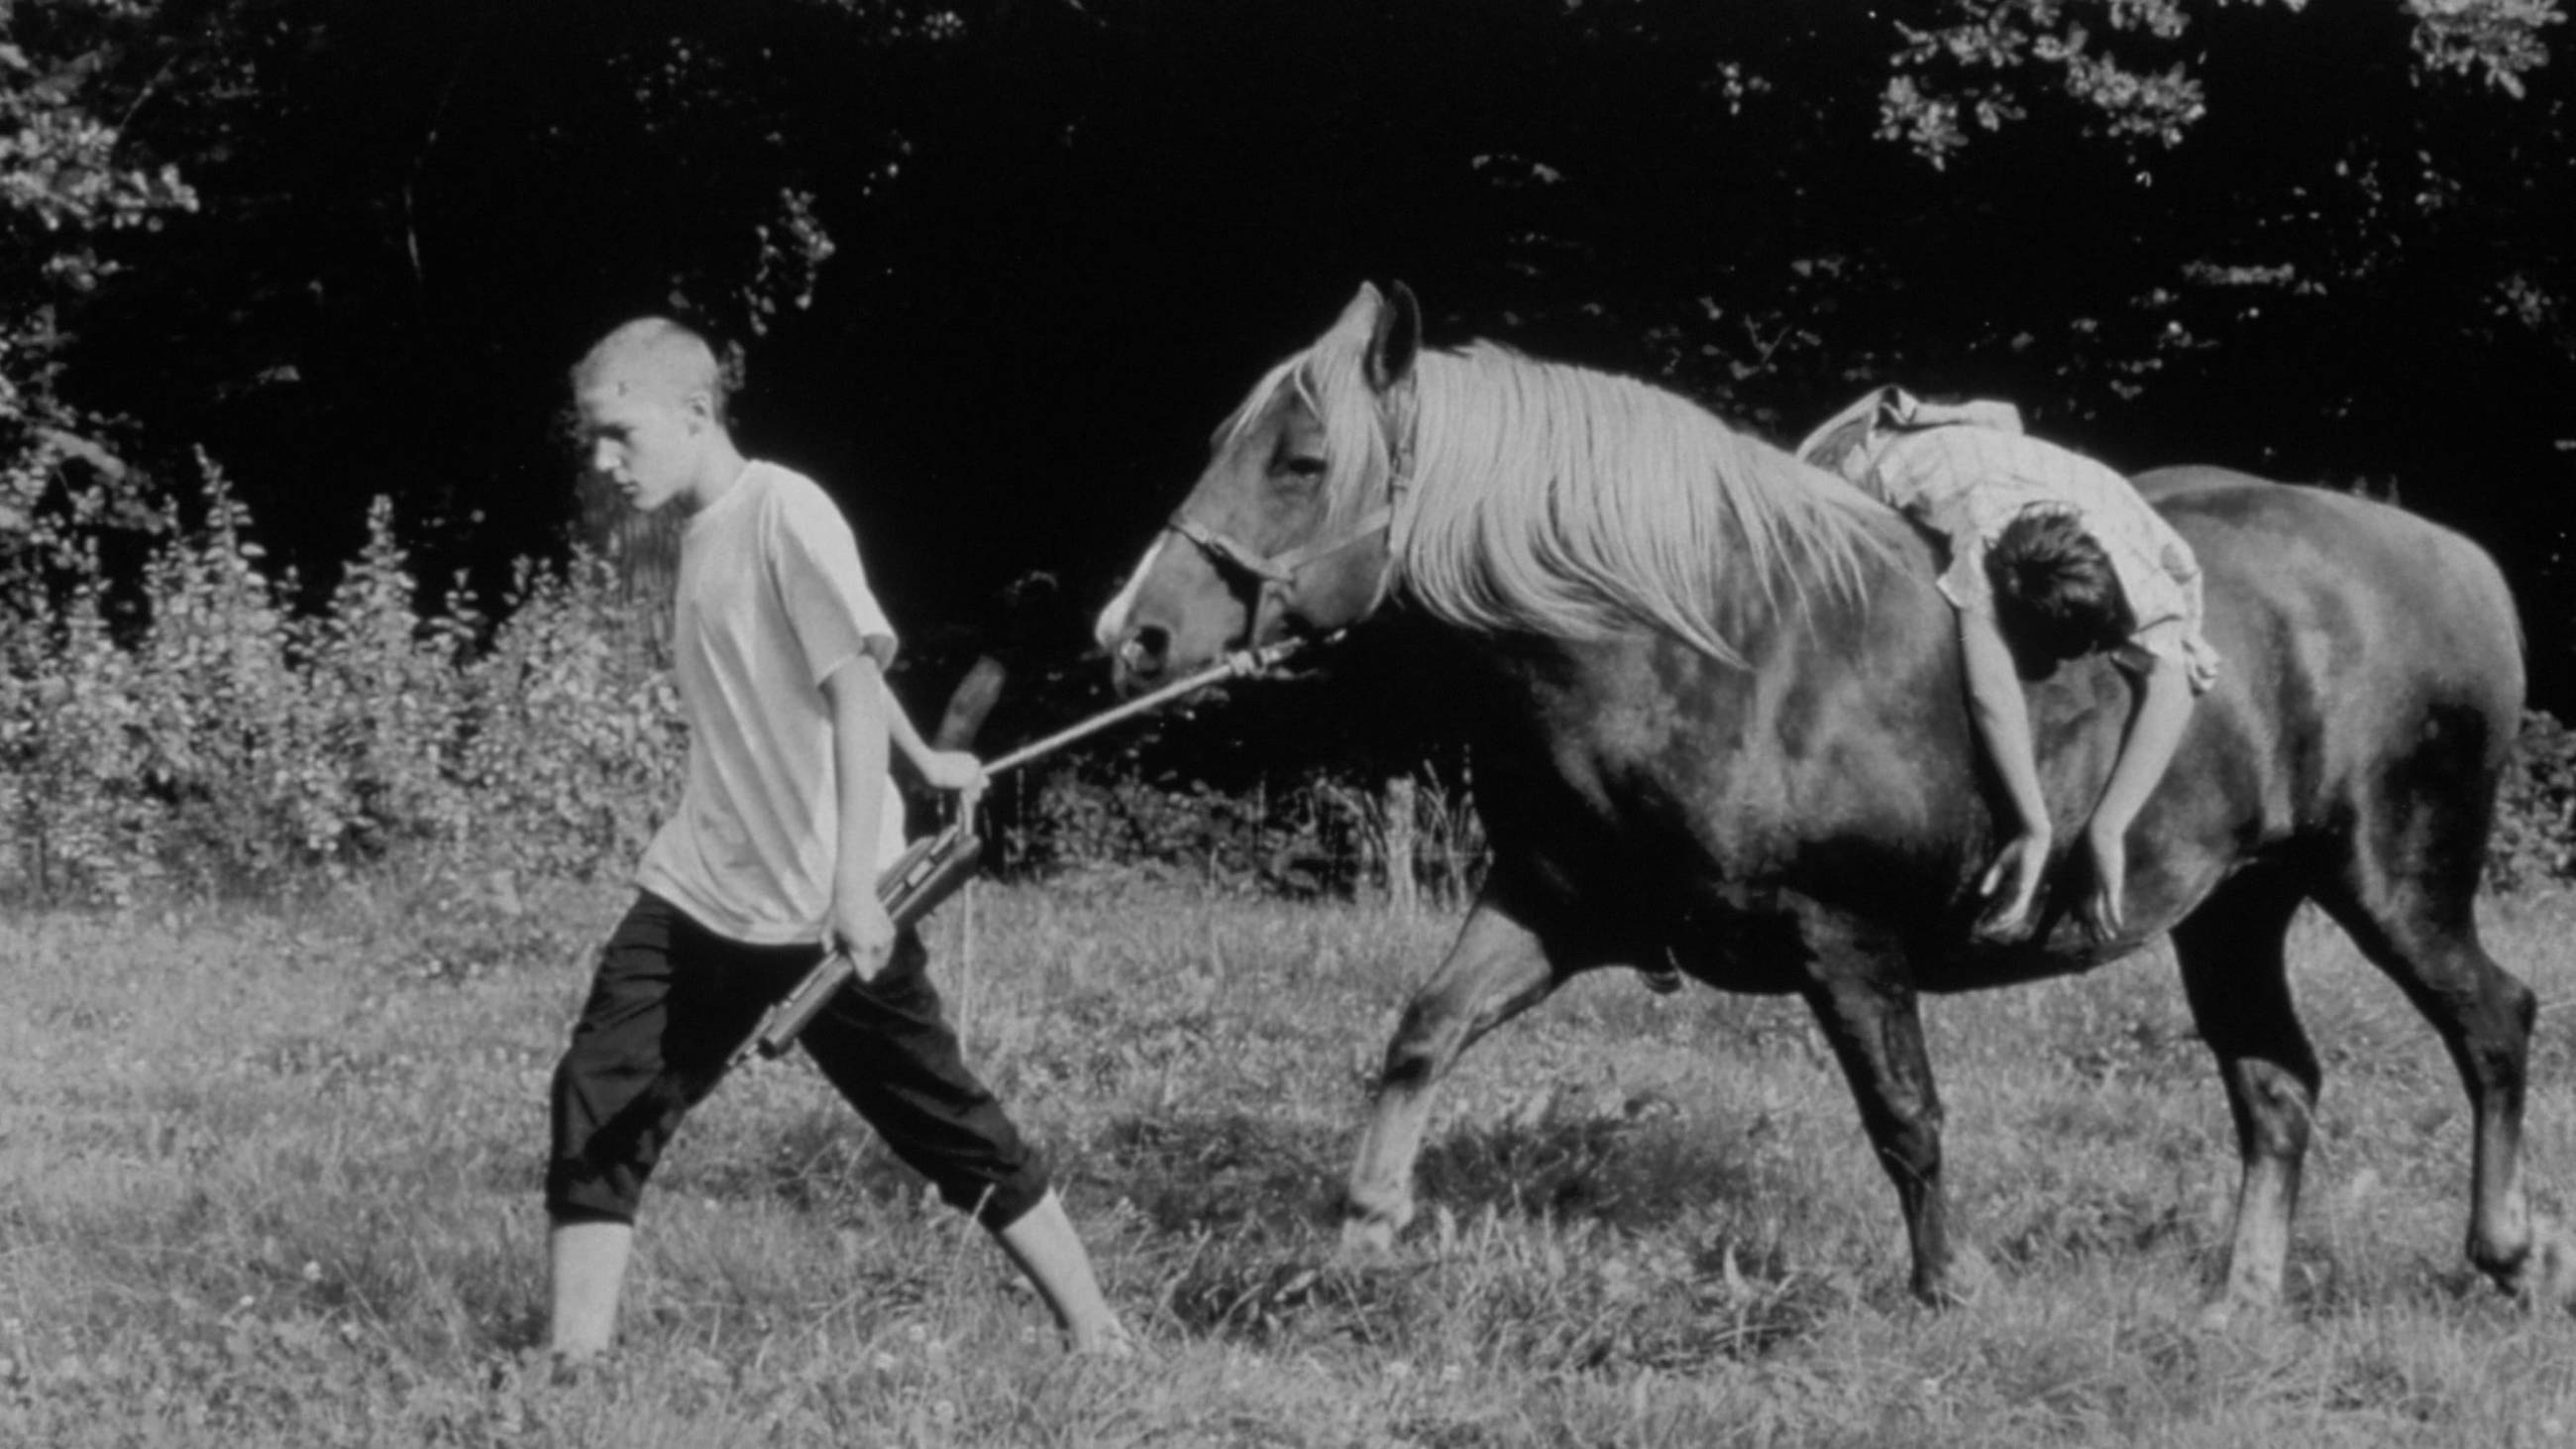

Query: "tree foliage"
left=1880, top=0, right=2563, bottom=163
left=3, top=0, right=2570, bottom=709
left=0, top=0, right=194, bottom=539
left=2, top=0, right=2574, bottom=897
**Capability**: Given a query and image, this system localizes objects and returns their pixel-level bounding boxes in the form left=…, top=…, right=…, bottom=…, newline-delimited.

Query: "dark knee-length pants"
left=546, top=892, right=1047, bottom=1230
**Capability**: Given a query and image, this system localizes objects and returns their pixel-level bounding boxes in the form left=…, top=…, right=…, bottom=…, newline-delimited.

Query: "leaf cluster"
left=0, top=473, right=683, bottom=902
left=0, top=470, right=1498, bottom=905
left=3, top=468, right=2565, bottom=904
left=2493, top=710, right=2576, bottom=891
left=0, top=0, right=197, bottom=577
left=6, top=3, right=2563, bottom=634
left=6, top=0, right=2576, bottom=851
left=1880, top=1, right=2562, bottom=164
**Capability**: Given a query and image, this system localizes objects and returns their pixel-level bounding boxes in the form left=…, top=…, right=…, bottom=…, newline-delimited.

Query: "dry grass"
left=5, top=871, right=2576, bottom=1446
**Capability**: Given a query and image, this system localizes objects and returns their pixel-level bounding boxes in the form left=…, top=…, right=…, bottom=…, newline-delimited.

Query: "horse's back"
left=2139, top=465, right=2522, bottom=720
left=2133, top=466, right=2523, bottom=890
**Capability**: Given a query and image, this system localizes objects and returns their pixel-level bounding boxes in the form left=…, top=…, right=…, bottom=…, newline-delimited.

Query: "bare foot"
left=1071, top=1318, right=1138, bottom=1359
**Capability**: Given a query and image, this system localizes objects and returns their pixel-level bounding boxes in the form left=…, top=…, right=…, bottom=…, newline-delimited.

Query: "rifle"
left=727, top=822, right=988, bottom=1066
left=727, top=636, right=1307, bottom=1068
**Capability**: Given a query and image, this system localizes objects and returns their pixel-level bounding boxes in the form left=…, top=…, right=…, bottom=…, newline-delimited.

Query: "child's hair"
left=573, top=317, right=741, bottom=425
left=1986, top=506, right=2132, bottom=662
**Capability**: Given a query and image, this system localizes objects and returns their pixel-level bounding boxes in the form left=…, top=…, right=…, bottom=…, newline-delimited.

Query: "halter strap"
left=1165, top=504, right=1396, bottom=588
left=1165, top=376, right=1420, bottom=614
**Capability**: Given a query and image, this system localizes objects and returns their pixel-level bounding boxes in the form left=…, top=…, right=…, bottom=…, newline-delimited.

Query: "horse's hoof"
left=2513, top=1216, right=2576, bottom=1311
left=1955, top=1244, right=2001, bottom=1299
left=2196, top=1296, right=2243, bottom=1333
left=1918, top=1244, right=2000, bottom=1309
left=2196, top=1286, right=2282, bottom=1333
left=1337, top=1214, right=1401, bottom=1263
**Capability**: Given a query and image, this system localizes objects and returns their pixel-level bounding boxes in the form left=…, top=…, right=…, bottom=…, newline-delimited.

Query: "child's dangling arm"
left=2083, top=652, right=2194, bottom=938
left=1959, top=601, right=2052, bottom=938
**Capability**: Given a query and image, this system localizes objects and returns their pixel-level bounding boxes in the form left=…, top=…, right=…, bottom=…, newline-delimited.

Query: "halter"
left=1164, top=377, right=1420, bottom=627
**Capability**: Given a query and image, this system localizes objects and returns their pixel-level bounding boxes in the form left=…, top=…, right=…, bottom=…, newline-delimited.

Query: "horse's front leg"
left=1342, top=893, right=1562, bottom=1254
left=2169, top=870, right=2317, bottom=1327
left=1802, top=952, right=1962, bottom=1304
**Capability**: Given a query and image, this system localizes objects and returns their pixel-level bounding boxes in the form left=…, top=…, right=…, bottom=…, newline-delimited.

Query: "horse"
left=1093, top=281, right=2571, bottom=1322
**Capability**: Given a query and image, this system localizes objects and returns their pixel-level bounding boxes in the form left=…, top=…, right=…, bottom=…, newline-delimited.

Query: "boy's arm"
left=862, top=633, right=986, bottom=794
left=820, top=654, right=898, bottom=980
left=2082, top=652, right=2195, bottom=936
left=1958, top=602, right=2052, bottom=937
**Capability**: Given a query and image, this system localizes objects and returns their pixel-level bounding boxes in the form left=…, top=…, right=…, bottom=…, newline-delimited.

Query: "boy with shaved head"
left=545, top=317, right=1128, bottom=1360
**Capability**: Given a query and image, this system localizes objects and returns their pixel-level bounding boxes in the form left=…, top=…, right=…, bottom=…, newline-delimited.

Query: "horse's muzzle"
left=1111, top=625, right=1172, bottom=695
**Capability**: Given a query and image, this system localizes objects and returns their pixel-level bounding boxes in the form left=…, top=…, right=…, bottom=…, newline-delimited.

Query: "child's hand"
left=915, top=749, right=986, bottom=795
left=1975, top=831, right=2050, bottom=943
left=831, top=892, right=899, bottom=982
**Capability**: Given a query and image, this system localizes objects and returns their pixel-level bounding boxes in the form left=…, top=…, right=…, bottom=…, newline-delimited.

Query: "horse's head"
left=1096, top=281, right=1422, bottom=694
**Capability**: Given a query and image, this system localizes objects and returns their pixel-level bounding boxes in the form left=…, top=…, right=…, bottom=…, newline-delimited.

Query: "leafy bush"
left=120, top=477, right=324, bottom=890
left=0, top=471, right=684, bottom=902
left=0, top=469, right=2566, bottom=908
left=0, top=532, right=160, bottom=900
left=2494, top=711, right=2576, bottom=893
left=450, top=552, right=687, bottom=882
left=1013, top=765, right=1352, bottom=897
left=1008, top=758, right=1486, bottom=905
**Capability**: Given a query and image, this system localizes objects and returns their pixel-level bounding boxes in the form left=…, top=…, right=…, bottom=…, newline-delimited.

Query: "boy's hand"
left=831, top=891, right=899, bottom=983
left=914, top=748, right=986, bottom=795
left=1975, top=830, right=2050, bottom=943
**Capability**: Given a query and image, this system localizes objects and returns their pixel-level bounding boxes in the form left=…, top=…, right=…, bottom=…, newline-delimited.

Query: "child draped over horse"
left=1797, top=387, right=2221, bottom=941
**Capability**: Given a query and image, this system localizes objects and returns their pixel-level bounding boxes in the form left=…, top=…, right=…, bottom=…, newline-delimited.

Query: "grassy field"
left=7, top=870, right=2576, bottom=1447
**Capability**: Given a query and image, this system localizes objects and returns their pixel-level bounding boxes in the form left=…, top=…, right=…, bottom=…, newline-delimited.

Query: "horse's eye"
left=1283, top=456, right=1329, bottom=481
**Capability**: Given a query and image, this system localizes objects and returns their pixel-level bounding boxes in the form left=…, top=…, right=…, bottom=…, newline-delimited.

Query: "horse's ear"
left=1366, top=281, right=1422, bottom=394
left=1331, top=282, right=1385, bottom=335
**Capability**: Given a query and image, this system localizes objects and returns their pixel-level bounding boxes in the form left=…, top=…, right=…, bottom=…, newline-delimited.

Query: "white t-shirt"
left=636, top=461, right=909, bottom=945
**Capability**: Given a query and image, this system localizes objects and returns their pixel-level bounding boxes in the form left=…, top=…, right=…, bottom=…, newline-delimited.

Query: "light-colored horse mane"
left=1216, top=340, right=1404, bottom=544
left=1228, top=333, right=1891, bottom=665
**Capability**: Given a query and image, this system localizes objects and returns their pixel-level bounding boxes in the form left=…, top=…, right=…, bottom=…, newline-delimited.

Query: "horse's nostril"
left=1125, top=625, right=1171, bottom=674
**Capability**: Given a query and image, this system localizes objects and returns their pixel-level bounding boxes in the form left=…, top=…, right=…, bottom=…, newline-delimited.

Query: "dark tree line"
left=7, top=1, right=2572, bottom=718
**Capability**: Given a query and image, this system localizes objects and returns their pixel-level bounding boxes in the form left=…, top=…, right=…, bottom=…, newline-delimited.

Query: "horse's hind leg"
left=2169, top=869, right=2316, bottom=1327
left=1342, top=893, right=1561, bottom=1254
left=2316, top=851, right=2566, bottom=1306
